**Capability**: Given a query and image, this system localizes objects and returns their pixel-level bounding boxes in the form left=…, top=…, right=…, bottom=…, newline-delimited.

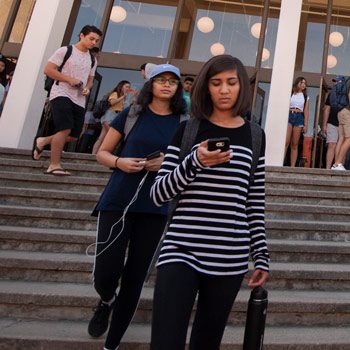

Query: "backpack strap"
left=167, top=117, right=200, bottom=220
left=55, top=45, right=72, bottom=86
left=248, top=120, right=263, bottom=185
left=89, top=51, right=95, bottom=69
left=123, top=104, right=142, bottom=139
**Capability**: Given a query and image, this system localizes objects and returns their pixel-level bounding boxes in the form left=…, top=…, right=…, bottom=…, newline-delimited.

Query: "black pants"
left=93, top=211, right=167, bottom=349
left=151, top=263, right=244, bottom=350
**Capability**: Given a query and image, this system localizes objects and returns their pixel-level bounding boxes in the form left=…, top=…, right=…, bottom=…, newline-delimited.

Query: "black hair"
left=184, top=77, right=194, bottom=83
left=111, top=80, right=130, bottom=97
left=0, top=58, right=8, bottom=87
left=136, top=79, right=186, bottom=115
left=190, top=55, right=251, bottom=120
left=80, top=25, right=103, bottom=37
left=140, top=63, right=146, bottom=71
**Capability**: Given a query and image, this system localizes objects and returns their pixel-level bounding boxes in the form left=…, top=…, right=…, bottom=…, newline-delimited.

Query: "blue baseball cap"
left=149, top=64, right=181, bottom=80
left=332, top=75, right=345, bottom=82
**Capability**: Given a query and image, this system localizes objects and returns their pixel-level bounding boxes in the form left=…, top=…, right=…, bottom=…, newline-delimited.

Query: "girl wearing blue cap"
left=88, top=64, right=187, bottom=350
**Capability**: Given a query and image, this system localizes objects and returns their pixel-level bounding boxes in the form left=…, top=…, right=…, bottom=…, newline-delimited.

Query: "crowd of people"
left=29, top=24, right=269, bottom=350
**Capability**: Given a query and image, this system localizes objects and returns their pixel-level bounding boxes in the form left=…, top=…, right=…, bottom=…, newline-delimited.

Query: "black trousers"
left=93, top=211, right=167, bottom=350
left=151, top=263, right=244, bottom=350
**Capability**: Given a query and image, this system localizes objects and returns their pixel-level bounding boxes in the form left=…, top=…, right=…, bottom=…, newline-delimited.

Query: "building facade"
left=0, top=0, right=348, bottom=166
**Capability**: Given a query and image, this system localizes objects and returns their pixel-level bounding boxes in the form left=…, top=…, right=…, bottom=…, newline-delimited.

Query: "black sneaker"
left=88, top=299, right=114, bottom=337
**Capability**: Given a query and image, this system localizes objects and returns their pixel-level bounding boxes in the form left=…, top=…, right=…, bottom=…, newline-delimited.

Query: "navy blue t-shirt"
left=96, top=106, right=181, bottom=215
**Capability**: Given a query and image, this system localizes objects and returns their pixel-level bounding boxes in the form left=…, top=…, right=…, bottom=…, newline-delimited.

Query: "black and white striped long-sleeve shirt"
left=150, top=119, right=270, bottom=276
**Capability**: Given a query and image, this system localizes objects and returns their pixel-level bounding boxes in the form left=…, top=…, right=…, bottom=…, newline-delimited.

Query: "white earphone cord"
left=86, top=171, right=150, bottom=258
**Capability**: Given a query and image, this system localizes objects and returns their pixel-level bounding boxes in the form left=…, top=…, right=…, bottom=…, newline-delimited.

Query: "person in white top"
left=31, top=25, right=102, bottom=176
left=284, top=76, right=309, bottom=167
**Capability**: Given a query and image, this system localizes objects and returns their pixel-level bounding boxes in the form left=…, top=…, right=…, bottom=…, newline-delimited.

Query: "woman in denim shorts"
left=284, top=77, right=309, bottom=167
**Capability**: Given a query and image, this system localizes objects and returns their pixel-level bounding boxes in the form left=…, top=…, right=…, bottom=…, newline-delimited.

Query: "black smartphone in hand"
left=207, top=137, right=230, bottom=152
left=146, top=150, right=161, bottom=160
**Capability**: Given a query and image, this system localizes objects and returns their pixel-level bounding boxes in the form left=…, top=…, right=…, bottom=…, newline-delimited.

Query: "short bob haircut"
left=136, top=75, right=187, bottom=115
left=190, top=55, right=251, bottom=120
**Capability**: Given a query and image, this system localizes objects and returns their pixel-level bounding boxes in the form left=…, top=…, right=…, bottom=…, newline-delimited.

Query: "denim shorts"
left=101, top=109, right=118, bottom=124
left=288, top=111, right=304, bottom=127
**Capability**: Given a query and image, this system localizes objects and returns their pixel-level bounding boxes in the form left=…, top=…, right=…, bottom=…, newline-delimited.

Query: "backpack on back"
left=329, top=78, right=350, bottom=112
left=44, top=45, right=95, bottom=93
left=92, top=94, right=110, bottom=119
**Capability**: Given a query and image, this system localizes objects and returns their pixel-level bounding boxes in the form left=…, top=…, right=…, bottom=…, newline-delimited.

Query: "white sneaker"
left=332, top=163, right=346, bottom=171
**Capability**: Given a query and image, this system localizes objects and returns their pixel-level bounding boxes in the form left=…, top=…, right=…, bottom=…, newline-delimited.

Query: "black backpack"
left=92, top=94, right=111, bottom=119
left=329, top=77, right=350, bottom=112
left=44, top=45, right=95, bottom=93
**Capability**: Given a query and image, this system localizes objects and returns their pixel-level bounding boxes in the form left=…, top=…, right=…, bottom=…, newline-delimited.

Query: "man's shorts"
left=326, top=123, right=338, bottom=144
left=288, top=111, right=304, bottom=127
left=50, top=96, right=85, bottom=138
left=337, top=108, right=350, bottom=138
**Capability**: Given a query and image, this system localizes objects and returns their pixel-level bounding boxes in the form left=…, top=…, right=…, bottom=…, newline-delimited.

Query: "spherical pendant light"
left=261, top=48, right=270, bottom=62
left=327, top=54, right=337, bottom=68
left=251, top=23, right=262, bottom=39
left=110, top=6, right=127, bottom=23
left=197, top=16, right=215, bottom=33
left=329, top=31, right=344, bottom=47
left=210, top=42, right=225, bottom=56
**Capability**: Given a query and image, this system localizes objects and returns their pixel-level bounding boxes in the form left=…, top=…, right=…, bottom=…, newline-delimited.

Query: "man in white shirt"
left=32, top=25, right=102, bottom=176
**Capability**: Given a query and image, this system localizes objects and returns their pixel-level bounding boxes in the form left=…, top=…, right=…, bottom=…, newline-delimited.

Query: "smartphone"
left=207, top=137, right=230, bottom=152
left=146, top=150, right=161, bottom=160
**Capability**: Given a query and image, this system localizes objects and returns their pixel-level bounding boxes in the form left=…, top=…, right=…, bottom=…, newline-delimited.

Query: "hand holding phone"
left=146, top=150, right=161, bottom=160
left=207, top=137, right=230, bottom=152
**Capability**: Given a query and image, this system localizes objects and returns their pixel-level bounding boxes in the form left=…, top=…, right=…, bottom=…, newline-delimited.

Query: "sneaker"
left=88, top=299, right=114, bottom=337
left=332, top=163, right=346, bottom=171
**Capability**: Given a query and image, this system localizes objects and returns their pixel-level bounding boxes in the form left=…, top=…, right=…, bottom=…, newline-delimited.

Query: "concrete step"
left=2, top=280, right=350, bottom=327
left=0, top=170, right=107, bottom=193
left=269, top=239, right=350, bottom=263
left=266, top=202, right=350, bottom=223
left=2, top=248, right=350, bottom=290
left=0, top=186, right=100, bottom=210
left=1, top=224, right=349, bottom=264
left=266, top=175, right=350, bottom=192
left=0, top=226, right=95, bottom=253
left=266, top=219, right=350, bottom=242
left=0, top=249, right=93, bottom=283
left=0, top=318, right=349, bottom=350
left=0, top=156, right=112, bottom=179
left=0, top=147, right=98, bottom=165
left=0, top=204, right=97, bottom=230
left=267, top=188, right=350, bottom=207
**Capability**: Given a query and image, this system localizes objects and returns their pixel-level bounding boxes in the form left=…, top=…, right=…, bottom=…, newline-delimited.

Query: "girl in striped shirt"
left=150, top=55, right=269, bottom=350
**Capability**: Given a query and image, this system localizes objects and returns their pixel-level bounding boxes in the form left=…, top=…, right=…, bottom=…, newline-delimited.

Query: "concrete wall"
left=264, top=0, right=303, bottom=166
left=0, top=0, right=74, bottom=149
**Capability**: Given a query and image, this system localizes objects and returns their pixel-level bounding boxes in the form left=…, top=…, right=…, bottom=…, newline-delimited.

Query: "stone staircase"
left=1, top=147, right=350, bottom=349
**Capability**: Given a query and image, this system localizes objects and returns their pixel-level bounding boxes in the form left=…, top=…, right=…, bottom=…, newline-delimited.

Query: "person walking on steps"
left=31, top=25, right=102, bottom=176
left=87, top=64, right=187, bottom=350
left=149, top=55, right=269, bottom=350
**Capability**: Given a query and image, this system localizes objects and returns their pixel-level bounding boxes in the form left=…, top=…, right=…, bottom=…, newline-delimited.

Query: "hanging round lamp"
left=251, top=23, right=262, bottom=39
left=329, top=31, right=344, bottom=47
left=327, top=54, right=337, bottom=68
left=110, top=6, right=127, bottom=23
left=197, top=16, right=215, bottom=33
left=210, top=42, right=225, bottom=56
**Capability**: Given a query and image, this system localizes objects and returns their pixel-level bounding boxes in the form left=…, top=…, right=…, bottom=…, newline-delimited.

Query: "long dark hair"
left=136, top=78, right=186, bottom=115
left=292, top=76, right=308, bottom=97
left=190, top=55, right=251, bottom=120
left=110, top=80, right=130, bottom=97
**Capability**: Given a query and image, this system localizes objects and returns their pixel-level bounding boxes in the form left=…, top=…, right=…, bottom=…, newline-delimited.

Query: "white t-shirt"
left=48, top=45, right=97, bottom=108
left=290, top=92, right=309, bottom=111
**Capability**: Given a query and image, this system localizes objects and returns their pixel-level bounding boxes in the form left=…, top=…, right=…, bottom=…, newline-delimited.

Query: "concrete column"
left=0, top=0, right=74, bottom=149
left=264, top=0, right=303, bottom=166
